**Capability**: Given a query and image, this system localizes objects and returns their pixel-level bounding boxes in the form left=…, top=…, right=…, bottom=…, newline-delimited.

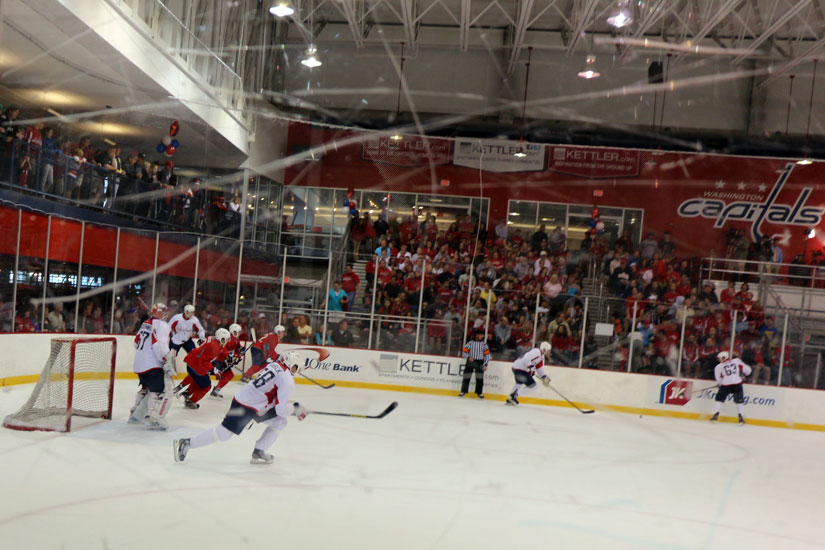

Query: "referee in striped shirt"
left=460, top=330, right=491, bottom=399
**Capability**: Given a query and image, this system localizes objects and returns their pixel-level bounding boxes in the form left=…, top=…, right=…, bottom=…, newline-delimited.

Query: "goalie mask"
left=152, top=303, right=168, bottom=319
left=215, top=328, right=231, bottom=346
left=229, top=323, right=242, bottom=338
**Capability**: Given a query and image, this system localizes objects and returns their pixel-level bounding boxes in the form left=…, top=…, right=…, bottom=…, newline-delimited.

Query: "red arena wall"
left=285, top=123, right=825, bottom=261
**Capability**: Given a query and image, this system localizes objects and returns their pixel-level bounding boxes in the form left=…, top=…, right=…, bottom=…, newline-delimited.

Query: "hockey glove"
left=540, top=375, right=551, bottom=387
left=292, top=402, right=308, bottom=421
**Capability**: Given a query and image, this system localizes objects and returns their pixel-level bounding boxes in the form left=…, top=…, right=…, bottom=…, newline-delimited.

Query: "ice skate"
left=250, top=448, right=274, bottom=464
left=739, top=414, right=746, bottom=425
left=477, top=394, right=484, bottom=400
left=183, top=394, right=200, bottom=409
left=145, top=416, right=168, bottom=431
left=458, top=392, right=466, bottom=397
left=710, top=412, right=719, bottom=422
left=210, top=387, right=223, bottom=399
left=505, top=392, right=519, bottom=406
left=173, top=438, right=190, bottom=462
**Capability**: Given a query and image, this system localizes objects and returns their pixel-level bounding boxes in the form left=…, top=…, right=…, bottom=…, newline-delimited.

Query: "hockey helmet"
left=228, top=323, right=242, bottom=338
left=717, top=351, right=730, bottom=362
left=183, top=304, right=195, bottom=317
left=539, top=341, right=552, bottom=354
left=284, top=350, right=302, bottom=373
left=215, top=328, right=231, bottom=346
left=274, top=324, right=286, bottom=337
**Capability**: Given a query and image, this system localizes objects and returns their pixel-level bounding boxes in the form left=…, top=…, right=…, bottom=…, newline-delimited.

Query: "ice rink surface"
left=1, top=380, right=823, bottom=550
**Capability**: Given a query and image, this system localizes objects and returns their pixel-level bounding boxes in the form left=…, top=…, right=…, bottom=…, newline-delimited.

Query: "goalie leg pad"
left=129, top=389, right=149, bottom=423
left=145, top=392, right=171, bottom=430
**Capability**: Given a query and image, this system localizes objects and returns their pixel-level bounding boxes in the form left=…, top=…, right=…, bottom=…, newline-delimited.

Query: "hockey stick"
left=310, top=401, right=398, bottom=419
left=299, top=371, right=335, bottom=389
left=692, top=384, right=719, bottom=394
left=547, top=383, right=595, bottom=414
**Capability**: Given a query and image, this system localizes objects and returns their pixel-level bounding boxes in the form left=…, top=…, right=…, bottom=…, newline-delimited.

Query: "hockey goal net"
left=3, top=337, right=117, bottom=432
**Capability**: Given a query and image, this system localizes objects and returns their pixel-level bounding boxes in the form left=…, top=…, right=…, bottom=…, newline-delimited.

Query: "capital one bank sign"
left=676, top=163, right=825, bottom=241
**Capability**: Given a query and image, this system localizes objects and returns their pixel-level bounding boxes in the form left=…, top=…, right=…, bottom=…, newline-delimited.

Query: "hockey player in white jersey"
left=506, top=341, right=553, bottom=405
left=710, top=351, right=753, bottom=424
left=168, top=304, right=205, bottom=359
left=129, top=303, right=174, bottom=430
left=173, top=351, right=308, bottom=465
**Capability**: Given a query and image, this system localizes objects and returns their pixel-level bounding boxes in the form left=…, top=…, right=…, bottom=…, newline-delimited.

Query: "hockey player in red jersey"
left=174, top=351, right=308, bottom=465
left=176, top=328, right=231, bottom=409
left=240, top=324, right=286, bottom=382
left=209, top=323, right=245, bottom=398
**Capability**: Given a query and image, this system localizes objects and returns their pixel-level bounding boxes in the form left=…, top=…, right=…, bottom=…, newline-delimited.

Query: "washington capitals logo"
left=677, top=163, right=825, bottom=242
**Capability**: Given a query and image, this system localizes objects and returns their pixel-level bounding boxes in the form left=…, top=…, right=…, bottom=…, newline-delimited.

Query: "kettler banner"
left=548, top=145, right=641, bottom=178
left=361, top=135, right=452, bottom=167
left=452, top=138, right=546, bottom=172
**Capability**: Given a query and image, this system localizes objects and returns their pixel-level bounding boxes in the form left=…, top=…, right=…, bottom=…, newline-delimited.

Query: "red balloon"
left=165, top=145, right=176, bottom=155
left=347, top=186, right=355, bottom=199
left=169, top=120, right=180, bottom=137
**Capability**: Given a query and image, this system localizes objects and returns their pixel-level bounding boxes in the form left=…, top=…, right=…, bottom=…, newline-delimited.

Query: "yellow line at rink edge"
left=2, top=373, right=824, bottom=432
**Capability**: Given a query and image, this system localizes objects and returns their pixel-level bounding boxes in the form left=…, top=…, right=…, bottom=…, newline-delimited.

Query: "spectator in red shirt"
left=720, top=281, right=737, bottom=303
left=341, top=264, right=361, bottom=306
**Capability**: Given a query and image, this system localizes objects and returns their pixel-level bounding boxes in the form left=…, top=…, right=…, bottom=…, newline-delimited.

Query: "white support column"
left=109, top=227, right=120, bottom=333
left=414, top=259, right=426, bottom=353
left=778, top=314, right=790, bottom=386
left=192, top=237, right=200, bottom=308
left=627, top=301, right=638, bottom=373
left=278, top=246, right=287, bottom=324
left=233, top=240, right=244, bottom=321
left=150, top=232, right=159, bottom=306
left=74, top=221, right=86, bottom=333
left=40, top=215, right=52, bottom=330
left=10, top=210, right=21, bottom=332
left=677, top=306, right=687, bottom=378
left=578, top=296, right=588, bottom=368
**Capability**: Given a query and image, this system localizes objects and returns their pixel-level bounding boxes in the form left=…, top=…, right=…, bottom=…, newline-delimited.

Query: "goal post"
left=3, top=337, right=117, bottom=432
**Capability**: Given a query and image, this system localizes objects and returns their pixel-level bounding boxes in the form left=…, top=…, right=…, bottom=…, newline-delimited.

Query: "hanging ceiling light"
left=577, top=55, right=600, bottom=79
left=607, top=1, right=633, bottom=28
left=301, top=45, right=322, bottom=68
left=269, top=2, right=294, bottom=17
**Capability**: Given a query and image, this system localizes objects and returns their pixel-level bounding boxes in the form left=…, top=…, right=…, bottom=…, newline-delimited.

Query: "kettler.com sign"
left=361, top=135, right=452, bottom=167
left=548, top=146, right=641, bottom=178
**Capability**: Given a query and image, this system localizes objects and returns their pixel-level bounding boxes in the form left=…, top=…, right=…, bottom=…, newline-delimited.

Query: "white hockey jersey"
left=168, top=313, right=205, bottom=345
left=233, top=360, right=295, bottom=417
left=133, top=318, right=170, bottom=374
left=512, top=348, right=548, bottom=378
left=714, top=358, right=752, bottom=386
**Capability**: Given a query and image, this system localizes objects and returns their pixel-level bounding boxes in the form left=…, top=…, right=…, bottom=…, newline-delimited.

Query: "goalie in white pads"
left=129, top=303, right=174, bottom=430
left=174, top=351, right=308, bottom=465
left=506, top=341, right=553, bottom=406
left=710, top=351, right=752, bottom=425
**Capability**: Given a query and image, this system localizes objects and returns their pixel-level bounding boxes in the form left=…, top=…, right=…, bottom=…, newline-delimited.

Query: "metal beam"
left=400, top=0, right=418, bottom=49
left=565, top=0, right=599, bottom=56
left=733, top=0, right=811, bottom=63
left=691, top=0, right=744, bottom=43
left=507, top=0, right=535, bottom=74
left=459, top=0, right=471, bottom=51
left=760, top=34, right=825, bottom=87
left=333, top=0, right=365, bottom=48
